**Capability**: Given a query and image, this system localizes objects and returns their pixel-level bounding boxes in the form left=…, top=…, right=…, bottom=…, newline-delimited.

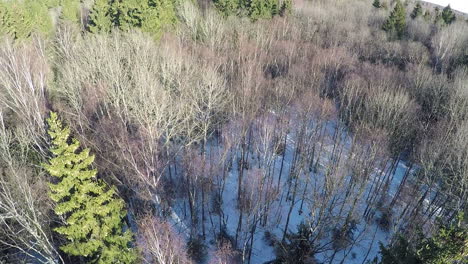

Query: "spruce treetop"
left=442, top=5, right=456, bottom=25
left=411, top=2, right=423, bottom=19
left=382, top=0, right=406, bottom=39
left=373, top=0, right=381, bottom=9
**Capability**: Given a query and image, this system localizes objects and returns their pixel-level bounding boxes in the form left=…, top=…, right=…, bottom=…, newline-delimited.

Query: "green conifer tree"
left=238, top=0, right=249, bottom=10
left=43, top=112, right=137, bottom=264
left=377, top=235, right=420, bottom=264
left=248, top=0, right=266, bottom=20
left=382, top=0, right=406, bottom=39
left=60, top=0, right=81, bottom=23
left=441, top=5, right=456, bottom=25
left=214, top=0, right=239, bottom=17
left=377, top=213, right=468, bottom=264
left=88, top=0, right=113, bottom=33
left=0, top=0, right=54, bottom=39
left=88, top=0, right=176, bottom=38
left=279, top=0, right=292, bottom=17
left=373, top=0, right=381, bottom=8
left=416, top=213, right=468, bottom=264
left=0, top=3, right=14, bottom=37
left=410, top=2, right=422, bottom=19
left=248, top=0, right=279, bottom=20
left=140, top=0, right=177, bottom=38
left=270, top=0, right=279, bottom=16
left=274, top=222, right=317, bottom=263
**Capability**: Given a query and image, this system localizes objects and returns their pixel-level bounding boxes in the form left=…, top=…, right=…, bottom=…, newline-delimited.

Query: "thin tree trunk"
left=390, top=162, right=413, bottom=207
left=277, top=133, right=288, bottom=189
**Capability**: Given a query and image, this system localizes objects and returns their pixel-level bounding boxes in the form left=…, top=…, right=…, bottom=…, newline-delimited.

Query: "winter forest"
left=0, top=0, right=467, bottom=263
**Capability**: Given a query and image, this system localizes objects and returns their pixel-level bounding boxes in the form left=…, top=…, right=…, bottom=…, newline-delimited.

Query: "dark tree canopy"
left=382, top=0, right=407, bottom=39
left=411, top=2, right=423, bottom=19
left=441, top=5, right=456, bottom=25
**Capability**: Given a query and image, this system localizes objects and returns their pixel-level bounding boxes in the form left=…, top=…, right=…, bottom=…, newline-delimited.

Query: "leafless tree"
left=0, top=112, right=62, bottom=263
left=0, top=37, right=49, bottom=154
left=137, top=215, right=192, bottom=264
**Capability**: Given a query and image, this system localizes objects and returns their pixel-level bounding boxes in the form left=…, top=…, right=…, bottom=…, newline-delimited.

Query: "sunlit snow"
left=423, top=0, right=468, bottom=14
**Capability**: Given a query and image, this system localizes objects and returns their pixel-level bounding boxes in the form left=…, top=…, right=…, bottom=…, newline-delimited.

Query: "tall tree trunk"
left=277, top=132, right=288, bottom=189
left=390, top=162, right=413, bottom=207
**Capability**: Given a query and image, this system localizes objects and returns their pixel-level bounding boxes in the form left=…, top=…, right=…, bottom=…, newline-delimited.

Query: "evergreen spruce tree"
left=377, top=235, right=420, bottom=264
left=373, top=0, right=381, bottom=9
left=273, top=222, right=317, bottom=263
left=382, top=0, right=406, bottom=39
left=416, top=213, right=468, bottom=264
left=214, top=0, right=239, bottom=17
left=111, top=0, right=145, bottom=32
left=410, top=2, right=422, bottom=19
left=43, top=112, right=137, bottom=264
left=140, top=0, right=177, bottom=38
left=279, top=0, right=292, bottom=17
left=441, top=5, right=456, bottom=25
left=248, top=0, right=272, bottom=20
left=377, top=213, right=468, bottom=264
left=270, top=0, right=279, bottom=16
left=88, top=0, right=176, bottom=38
left=238, top=0, right=250, bottom=10
left=0, top=0, right=54, bottom=39
left=88, top=0, right=112, bottom=33
left=213, top=0, right=288, bottom=20
left=59, top=0, right=81, bottom=23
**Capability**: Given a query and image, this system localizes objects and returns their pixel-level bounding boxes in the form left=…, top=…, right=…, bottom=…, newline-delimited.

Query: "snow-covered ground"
left=423, top=0, right=468, bottom=14
left=164, top=113, right=430, bottom=264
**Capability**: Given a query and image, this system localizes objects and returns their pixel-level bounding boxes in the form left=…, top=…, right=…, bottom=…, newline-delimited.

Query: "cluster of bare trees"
left=1, top=0, right=467, bottom=263
left=0, top=38, right=62, bottom=263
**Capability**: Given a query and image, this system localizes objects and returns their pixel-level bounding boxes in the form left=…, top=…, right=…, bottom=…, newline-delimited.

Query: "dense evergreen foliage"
left=213, top=0, right=291, bottom=19
left=377, top=235, right=420, bottom=263
left=213, top=0, right=239, bottom=17
left=0, top=0, right=84, bottom=39
left=0, top=0, right=54, bottom=39
left=376, top=214, right=468, bottom=264
left=273, top=223, right=317, bottom=264
left=44, top=112, right=137, bottom=263
left=373, top=0, right=381, bottom=9
left=383, top=0, right=407, bottom=39
left=88, top=0, right=177, bottom=37
left=410, top=2, right=423, bottom=19
left=441, top=5, right=456, bottom=25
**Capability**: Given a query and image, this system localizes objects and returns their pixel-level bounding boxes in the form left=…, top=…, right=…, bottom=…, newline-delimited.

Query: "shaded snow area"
left=166, top=109, right=426, bottom=264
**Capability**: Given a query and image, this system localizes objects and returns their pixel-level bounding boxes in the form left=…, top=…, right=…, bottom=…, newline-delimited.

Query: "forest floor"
left=170, top=117, right=420, bottom=264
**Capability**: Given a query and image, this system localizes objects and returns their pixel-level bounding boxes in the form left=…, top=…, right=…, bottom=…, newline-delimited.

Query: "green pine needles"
left=382, top=0, right=406, bottom=39
left=213, top=0, right=239, bottom=17
left=88, top=0, right=177, bottom=38
left=410, top=2, right=423, bottom=19
left=213, top=0, right=291, bottom=20
left=0, top=0, right=82, bottom=39
left=43, top=112, right=138, bottom=263
left=377, top=213, right=468, bottom=264
left=441, top=5, right=456, bottom=25
left=0, top=0, right=54, bottom=39
left=373, top=0, right=381, bottom=9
